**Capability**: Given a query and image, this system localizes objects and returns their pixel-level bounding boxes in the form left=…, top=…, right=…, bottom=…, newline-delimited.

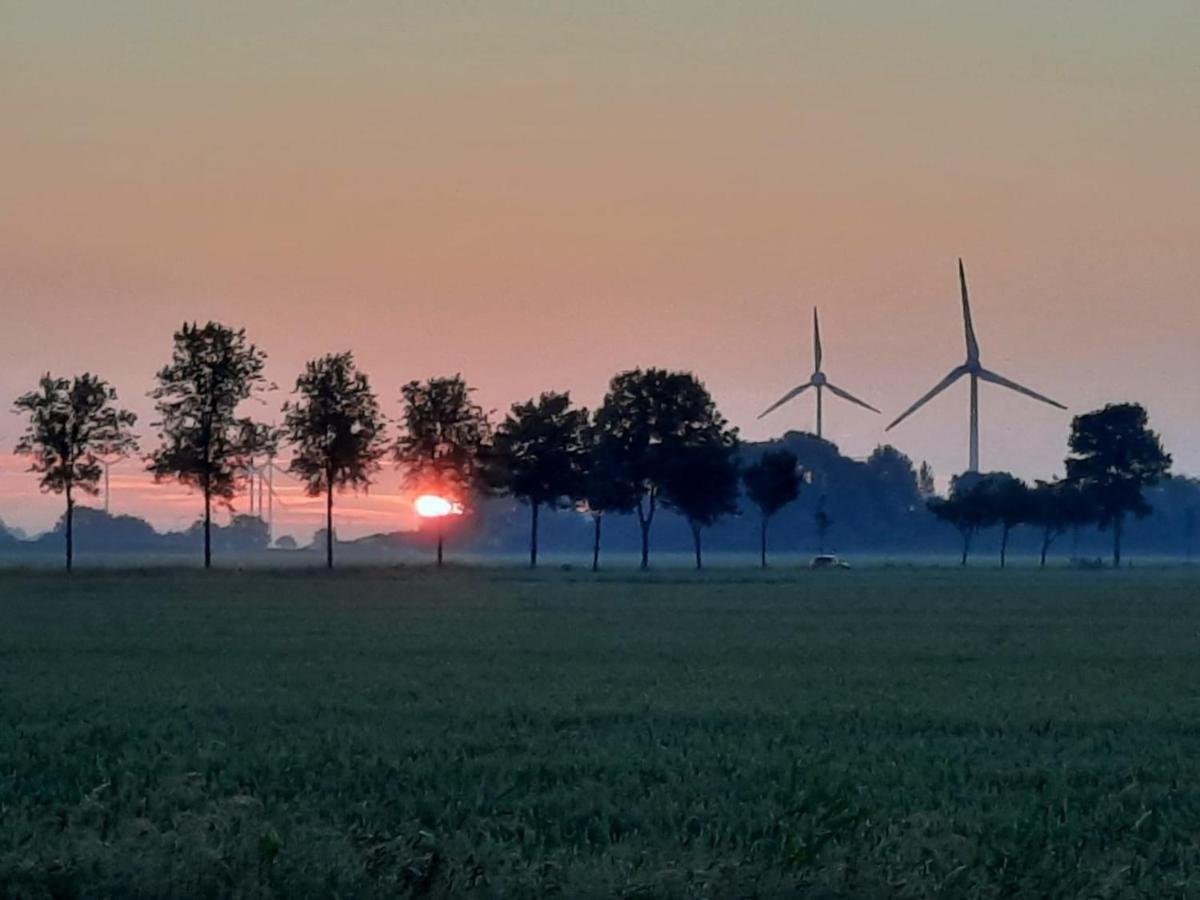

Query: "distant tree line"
left=9, top=321, right=1185, bottom=571
left=928, top=404, right=1172, bottom=568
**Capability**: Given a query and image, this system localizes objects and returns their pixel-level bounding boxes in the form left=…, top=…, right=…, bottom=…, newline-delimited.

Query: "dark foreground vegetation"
left=3, top=567, right=1200, bottom=898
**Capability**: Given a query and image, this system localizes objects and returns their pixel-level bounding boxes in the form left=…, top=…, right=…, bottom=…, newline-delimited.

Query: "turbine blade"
left=977, top=368, right=1067, bottom=410
left=885, top=366, right=968, bottom=431
left=757, top=382, right=813, bottom=419
left=960, top=258, right=980, bottom=362
left=824, top=382, right=881, bottom=414
left=813, top=307, right=823, bottom=371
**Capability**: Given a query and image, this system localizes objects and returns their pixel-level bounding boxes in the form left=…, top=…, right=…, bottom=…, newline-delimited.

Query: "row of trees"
left=929, top=404, right=1172, bottom=568
left=12, top=321, right=1174, bottom=572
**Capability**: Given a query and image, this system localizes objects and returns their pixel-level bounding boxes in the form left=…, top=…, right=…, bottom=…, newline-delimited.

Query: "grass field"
left=2, top=566, right=1200, bottom=898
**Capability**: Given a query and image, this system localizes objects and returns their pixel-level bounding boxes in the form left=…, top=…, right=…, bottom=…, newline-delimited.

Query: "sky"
left=1, top=1, right=1197, bottom=539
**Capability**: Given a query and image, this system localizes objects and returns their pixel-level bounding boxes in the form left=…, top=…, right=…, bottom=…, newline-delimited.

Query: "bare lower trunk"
left=591, top=514, right=602, bottom=572
left=637, top=490, right=655, bottom=570
left=760, top=514, right=769, bottom=569
left=691, top=522, right=703, bottom=570
left=529, top=502, right=539, bottom=568
left=437, top=527, right=444, bottom=567
left=1040, top=528, right=1051, bottom=568
left=325, top=481, right=334, bottom=570
left=65, top=485, right=74, bottom=573
left=1113, top=514, right=1123, bottom=569
left=203, top=482, right=212, bottom=569
left=961, top=528, right=971, bottom=566
left=1000, top=523, right=1010, bottom=569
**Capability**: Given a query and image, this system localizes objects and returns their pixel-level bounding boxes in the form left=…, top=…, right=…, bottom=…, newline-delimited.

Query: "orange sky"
left=1, top=2, right=1197, bottom=538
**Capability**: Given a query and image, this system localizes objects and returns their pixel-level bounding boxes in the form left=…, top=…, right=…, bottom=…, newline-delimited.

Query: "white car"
left=810, top=554, right=850, bottom=570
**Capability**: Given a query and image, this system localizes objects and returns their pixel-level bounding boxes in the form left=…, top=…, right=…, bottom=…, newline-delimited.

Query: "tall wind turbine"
left=885, top=259, right=1066, bottom=472
left=758, top=307, right=880, bottom=438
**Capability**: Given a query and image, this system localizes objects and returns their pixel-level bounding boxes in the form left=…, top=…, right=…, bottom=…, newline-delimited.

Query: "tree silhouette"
left=13, top=374, right=137, bottom=571
left=483, top=392, right=589, bottom=567
left=928, top=472, right=993, bottom=566
left=661, top=429, right=740, bottom=570
left=576, top=419, right=639, bottom=572
left=394, top=375, right=489, bottom=566
left=1027, top=479, right=1095, bottom=568
left=1066, top=403, right=1171, bottom=568
left=984, top=472, right=1031, bottom=568
left=593, top=368, right=731, bottom=570
left=742, top=450, right=801, bottom=568
left=148, top=322, right=271, bottom=568
left=814, top=495, right=833, bottom=553
left=283, top=352, right=387, bottom=569
left=917, top=460, right=937, bottom=499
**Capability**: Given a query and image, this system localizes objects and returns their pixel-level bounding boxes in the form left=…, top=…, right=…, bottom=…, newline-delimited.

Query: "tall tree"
left=928, top=472, right=994, bottom=566
left=394, top=375, right=489, bottom=566
left=283, top=352, right=387, bottom=569
left=662, top=435, right=741, bottom=569
left=917, top=460, right=937, bottom=499
left=576, top=420, right=639, bottom=572
left=1065, top=403, right=1171, bottom=568
left=983, top=472, right=1031, bottom=568
left=1028, top=479, right=1094, bottom=568
left=593, top=368, right=731, bottom=569
left=148, top=322, right=271, bottom=568
left=742, top=450, right=802, bottom=568
left=483, top=392, right=589, bottom=567
left=13, top=374, right=138, bottom=571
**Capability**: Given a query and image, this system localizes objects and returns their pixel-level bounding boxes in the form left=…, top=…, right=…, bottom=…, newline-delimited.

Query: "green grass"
left=2, top=566, right=1199, bottom=898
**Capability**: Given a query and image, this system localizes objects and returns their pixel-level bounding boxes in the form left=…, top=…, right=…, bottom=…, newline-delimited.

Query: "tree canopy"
left=13, top=373, right=138, bottom=570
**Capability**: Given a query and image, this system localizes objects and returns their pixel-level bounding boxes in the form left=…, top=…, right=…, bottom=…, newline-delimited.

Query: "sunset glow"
left=414, top=495, right=461, bottom=519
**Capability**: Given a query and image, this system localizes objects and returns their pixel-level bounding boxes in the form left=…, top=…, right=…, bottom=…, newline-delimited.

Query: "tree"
left=917, top=461, right=937, bottom=499
left=661, top=430, right=741, bottom=570
left=742, top=450, right=801, bottom=568
left=982, top=472, right=1030, bottom=568
left=1065, top=403, right=1171, bottom=568
left=814, top=495, right=833, bottom=552
left=576, top=419, right=639, bottom=572
left=1027, top=479, right=1095, bottom=568
left=13, top=374, right=137, bottom=571
left=483, top=392, right=589, bottom=567
left=593, top=368, right=732, bottom=569
left=283, top=352, right=387, bottom=569
left=148, top=322, right=271, bottom=568
left=394, top=375, right=489, bottom=566
left=928, top=472, right=994, bottom=566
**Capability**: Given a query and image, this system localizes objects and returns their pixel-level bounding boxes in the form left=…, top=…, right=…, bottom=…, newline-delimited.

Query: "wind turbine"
left=758, top=307, right=880, bottom=438
left=885, top=259, right=1066, bottom=472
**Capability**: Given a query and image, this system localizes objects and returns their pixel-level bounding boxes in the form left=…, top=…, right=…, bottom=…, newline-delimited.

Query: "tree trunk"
left=1000, top=523, right=1010, bottom=569
left=1113, top=513, right=1123, bottom=569
left=437, top=526, right=444, bottom=567
left=325, top=481, right=334, bottom=570
left=591, top=514, right=602, bottom=573
left=1040, top=528, right=1051, bottom=568
left=637, top=490, right=655, bottom=571
left=961, top=529, right=971, bottom=566
left=760, top=514, right=769, bottom=569
left=65, top=484, right=74, bottom=573
left=692, top=522, right=703, bottom=570
left=203, top=479, right=212, bottom=569
left=529, top=502, right=539, bottom=568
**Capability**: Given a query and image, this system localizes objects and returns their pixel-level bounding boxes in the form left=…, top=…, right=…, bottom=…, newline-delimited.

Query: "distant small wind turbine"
left=758, top=307, right=880, bottom=438
left=885, top=259, right=1066, bottom=472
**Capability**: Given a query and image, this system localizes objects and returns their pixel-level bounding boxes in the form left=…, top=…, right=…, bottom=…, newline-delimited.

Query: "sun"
left=414, top=494, right=462, bottom=518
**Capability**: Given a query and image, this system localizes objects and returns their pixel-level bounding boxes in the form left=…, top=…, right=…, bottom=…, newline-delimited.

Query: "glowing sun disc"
left=415, top=494, right=456, bottom=518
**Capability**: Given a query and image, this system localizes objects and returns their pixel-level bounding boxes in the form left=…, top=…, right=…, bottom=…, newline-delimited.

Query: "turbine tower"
left=885, top=259, right=1066, bottom=472
left=758, top=307, right=880, bottom=438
